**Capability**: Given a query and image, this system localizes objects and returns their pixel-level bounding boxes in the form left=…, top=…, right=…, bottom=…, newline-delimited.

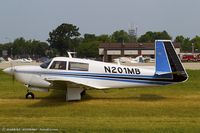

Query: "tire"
left=26, top=92, right=35, bottom=99
left=81, top=90, right=86, bottom=97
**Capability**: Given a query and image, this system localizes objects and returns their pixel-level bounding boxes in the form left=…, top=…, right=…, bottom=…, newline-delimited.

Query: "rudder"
left=155, top=40, right=188, bottom=82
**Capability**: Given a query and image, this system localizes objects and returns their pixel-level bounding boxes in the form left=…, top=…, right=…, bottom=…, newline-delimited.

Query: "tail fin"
left=155, top=40, right=188, bottom=82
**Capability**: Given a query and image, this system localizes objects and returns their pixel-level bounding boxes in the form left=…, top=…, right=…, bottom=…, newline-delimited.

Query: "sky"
left=0, top=0, right=200, bottom=43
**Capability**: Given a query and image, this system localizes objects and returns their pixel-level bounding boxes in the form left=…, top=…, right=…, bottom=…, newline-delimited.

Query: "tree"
left=0, top=44, right=2, bottom=56
left=174, top=35, right=188, bottom=52
left=1, top=42, right=13, bottom=57
left=111, top=30, right=130, bottom=43
left=77, top=41, right=99, bottom=58
left=83, top=34, right=96, bottom=42
left=11, top=38, right=49, bottom=58
left=138, top=31, right=172, bottom=43
left=174, top=35, right=200, bottom=52
left=181, top=38, right=191, bottom=52
left=29, top=40, right=49, bottom=57
left=174, top=35, right=185, bottom=43
left=12, top=37, right=27, bottom=57
left=191, top=36, right=200, bottom=52
left=129, top=35, right=137, bottom=43
left=47, top=23, right=80, bottom=56
left=97, top=34, right=111, bottom=43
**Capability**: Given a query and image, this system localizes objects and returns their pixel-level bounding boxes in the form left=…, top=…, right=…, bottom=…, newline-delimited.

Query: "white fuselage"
left=7, top=57, right=172, bottom=90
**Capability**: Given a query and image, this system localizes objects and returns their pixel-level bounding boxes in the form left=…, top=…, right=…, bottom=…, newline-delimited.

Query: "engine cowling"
left=28, top=75, right=51, bottom=88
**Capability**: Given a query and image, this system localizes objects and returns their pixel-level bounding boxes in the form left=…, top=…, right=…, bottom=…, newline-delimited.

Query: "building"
left=99, top=42, right=180, bottom=62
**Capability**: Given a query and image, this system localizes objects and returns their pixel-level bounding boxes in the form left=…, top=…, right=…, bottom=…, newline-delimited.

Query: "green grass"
left=0, top=70, right=200, bottom=132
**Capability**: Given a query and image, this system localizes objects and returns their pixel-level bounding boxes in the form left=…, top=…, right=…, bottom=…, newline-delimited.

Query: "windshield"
left=40, top=59, right=52, bottom=69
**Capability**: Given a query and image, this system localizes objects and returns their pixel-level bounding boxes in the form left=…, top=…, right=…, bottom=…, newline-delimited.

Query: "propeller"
left=3, top=59, right=17, bottom=91
left=10, top=62, right=15, bottom=84
left=9, top=60, right=16, bottom=90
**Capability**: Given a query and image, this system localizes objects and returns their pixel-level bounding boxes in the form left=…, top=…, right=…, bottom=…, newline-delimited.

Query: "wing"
left=45, top=76, right=108, bottom=89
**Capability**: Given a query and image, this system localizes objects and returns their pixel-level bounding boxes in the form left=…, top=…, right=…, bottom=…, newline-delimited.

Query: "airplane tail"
left=155, top=40, right=188, bottom=82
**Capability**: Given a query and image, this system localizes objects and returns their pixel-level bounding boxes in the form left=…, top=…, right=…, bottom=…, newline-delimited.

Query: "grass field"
left=0, top=70, right=200, bottom=132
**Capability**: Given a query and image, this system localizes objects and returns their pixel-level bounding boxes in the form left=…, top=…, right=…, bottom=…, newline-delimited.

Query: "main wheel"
left=81, top=90, right=86, bottom=97
left=26, top=92, right=35, bottom=99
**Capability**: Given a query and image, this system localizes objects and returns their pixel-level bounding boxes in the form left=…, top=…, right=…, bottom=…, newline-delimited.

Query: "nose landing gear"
left=26, top=91, right=35, bottom=99
left=25, top=84, right=35, bottom=99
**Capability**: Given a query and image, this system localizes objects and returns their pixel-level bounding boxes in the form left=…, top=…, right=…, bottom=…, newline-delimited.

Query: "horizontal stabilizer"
left=156, top=71, right=172, bottom=75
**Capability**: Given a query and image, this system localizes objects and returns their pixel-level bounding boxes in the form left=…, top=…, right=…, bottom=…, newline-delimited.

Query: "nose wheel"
left=26, top=92, right=35, bottom=99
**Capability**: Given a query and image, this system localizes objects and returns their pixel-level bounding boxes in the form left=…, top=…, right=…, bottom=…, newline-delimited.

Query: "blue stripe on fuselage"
left=15, top=70, right=172, bottom=85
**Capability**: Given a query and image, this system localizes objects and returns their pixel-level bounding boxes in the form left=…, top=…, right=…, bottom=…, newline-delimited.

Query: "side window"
left=68, top=62, right=89, bottom=71
left=49, top=61, right=66, bottom=70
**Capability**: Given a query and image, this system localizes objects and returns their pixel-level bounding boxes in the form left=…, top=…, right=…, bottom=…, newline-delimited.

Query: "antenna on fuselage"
left=67, top=52, right=77, bottom=58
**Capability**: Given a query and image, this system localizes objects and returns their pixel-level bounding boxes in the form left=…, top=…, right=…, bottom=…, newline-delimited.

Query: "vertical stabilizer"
left=155, top=40, right=188, bottom=82
left=155, top=41, right=172, bottom=75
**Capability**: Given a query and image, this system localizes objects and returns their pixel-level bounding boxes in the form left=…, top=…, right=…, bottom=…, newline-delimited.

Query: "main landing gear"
left=66, top=87, right=85, bottom=101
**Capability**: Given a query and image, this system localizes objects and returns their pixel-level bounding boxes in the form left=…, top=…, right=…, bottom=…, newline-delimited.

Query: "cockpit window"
left=68, top=62, right=89, bottom=71
left=49, top=61, right=67, bottom=70
left=40, top=59, right=52, bottom=69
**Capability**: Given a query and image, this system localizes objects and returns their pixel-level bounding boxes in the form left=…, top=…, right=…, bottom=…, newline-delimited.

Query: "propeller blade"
left=10, top=61, right=15, bottom=87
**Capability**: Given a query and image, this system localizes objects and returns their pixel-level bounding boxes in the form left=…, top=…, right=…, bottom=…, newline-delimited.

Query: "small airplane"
left=3, top=40, right=188, bottom=101
left=8, top=57, right=33, bottom=63
left=113, top=55, right=155, bottom=64
left=0, top=57, right=7, bottom=63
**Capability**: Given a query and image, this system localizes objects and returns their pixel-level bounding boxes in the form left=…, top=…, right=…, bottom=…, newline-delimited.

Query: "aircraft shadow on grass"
left=28, top=90, right=68, bottom=107
left=29, top=90, right=166, bottom=107
left=84, top=93, right=166, bottom=101
left=134, top=94, right=166, bottom=101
